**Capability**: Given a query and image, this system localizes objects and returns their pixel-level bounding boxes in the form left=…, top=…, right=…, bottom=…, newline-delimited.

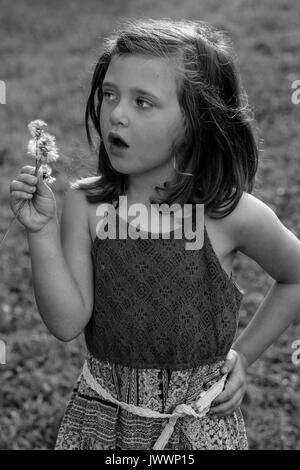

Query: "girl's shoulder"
left=66, top=176, right=107, bottom=245
left=205, top=191, right=275, bottom=255
left=228, top=191, right=300, bottom=284
left=227, top=190, right=288, bottom=254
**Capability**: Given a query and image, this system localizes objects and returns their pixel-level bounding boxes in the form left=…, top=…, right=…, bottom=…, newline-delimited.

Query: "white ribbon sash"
left=81, top=361, right=227, bottom=449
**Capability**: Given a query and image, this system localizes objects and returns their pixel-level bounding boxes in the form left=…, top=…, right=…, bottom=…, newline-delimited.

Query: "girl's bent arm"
left=231, top=193, right=300, bottom=368
left=27, top=189, right=94, bottom=341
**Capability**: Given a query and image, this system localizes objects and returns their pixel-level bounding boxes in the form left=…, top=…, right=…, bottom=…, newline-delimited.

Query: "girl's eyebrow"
left=102, top=81, right=162, bottom=101
left=131, top=87, right=162, bottom=101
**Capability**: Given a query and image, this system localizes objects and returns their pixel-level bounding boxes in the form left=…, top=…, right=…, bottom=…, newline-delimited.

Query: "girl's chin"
left=108, top=156, right=130, bottom=174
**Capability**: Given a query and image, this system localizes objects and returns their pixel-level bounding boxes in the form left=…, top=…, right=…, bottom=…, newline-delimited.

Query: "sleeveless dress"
left=54, top=207, right=248, bottom=450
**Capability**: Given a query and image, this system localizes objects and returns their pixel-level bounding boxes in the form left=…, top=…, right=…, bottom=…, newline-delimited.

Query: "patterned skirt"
left=54, top=353, right=248, bottom=450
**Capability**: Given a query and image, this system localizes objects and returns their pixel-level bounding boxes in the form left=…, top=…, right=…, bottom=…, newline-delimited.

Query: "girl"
left=10, top=18, right=300, bottom=450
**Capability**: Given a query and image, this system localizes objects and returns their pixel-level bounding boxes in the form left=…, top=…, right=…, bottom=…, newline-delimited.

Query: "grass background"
left=0, top=0, right=299, bottom=450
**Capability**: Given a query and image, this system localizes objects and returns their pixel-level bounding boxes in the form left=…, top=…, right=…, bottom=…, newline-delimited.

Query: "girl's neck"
left=125, top=186, right=155, bottom=210
left=126, top=166, right=176, bottom=209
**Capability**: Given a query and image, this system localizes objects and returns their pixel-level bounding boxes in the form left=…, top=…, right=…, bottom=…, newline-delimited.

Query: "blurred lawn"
left=0, top=0, right=299, bottom=450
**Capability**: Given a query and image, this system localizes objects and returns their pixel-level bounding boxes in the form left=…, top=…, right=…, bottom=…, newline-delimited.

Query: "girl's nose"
left=109, top=102, right=129, bottom=127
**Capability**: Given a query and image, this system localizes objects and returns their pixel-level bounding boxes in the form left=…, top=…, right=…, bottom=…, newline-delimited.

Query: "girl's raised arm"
left=27, top=187, right=94, bottom=341
left=232, top=192, right=300, bottom=367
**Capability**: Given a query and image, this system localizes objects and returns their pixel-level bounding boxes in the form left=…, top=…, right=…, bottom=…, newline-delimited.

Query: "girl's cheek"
left=99, top=107, right=104, bottom=124
left=99, top=110, right=107, bottom=135
left=100, top=103, right=108, bottom=121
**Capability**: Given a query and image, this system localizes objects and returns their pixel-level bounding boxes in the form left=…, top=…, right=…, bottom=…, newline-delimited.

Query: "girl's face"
left=100, top=54, right=185, bottom=180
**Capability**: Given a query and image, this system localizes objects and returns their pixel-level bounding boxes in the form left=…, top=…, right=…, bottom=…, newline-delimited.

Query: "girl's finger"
left=17, top=173, right=38, bottom=185
left=11, top=191, right=34, bottom=200
left=211, top=401, right=243, bottom=417
left=212, top=374, right=246, bottom=405
left=11, top=181, right=37, bottom=193
left=212, top=383, right=242, bottom=405
left=210, top=405, right=242, bottom=418
left=20, top=165, right=36, bottom=175
left=210, top=390, right=244, bottom=415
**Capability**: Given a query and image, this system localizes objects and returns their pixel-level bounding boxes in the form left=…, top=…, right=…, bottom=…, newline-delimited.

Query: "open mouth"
left=108, top=133, right=129, bottom=149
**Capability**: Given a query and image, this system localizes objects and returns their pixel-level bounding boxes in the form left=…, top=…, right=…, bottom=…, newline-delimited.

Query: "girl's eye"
left=102, top=91, right=117, bottom=101
left=136, top=98, right=152, bottom=109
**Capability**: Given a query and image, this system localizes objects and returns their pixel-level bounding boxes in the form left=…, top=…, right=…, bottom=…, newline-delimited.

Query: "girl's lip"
left=109, top=142, right=129, bottom=155
left=108, top=132, right=129, bottom=147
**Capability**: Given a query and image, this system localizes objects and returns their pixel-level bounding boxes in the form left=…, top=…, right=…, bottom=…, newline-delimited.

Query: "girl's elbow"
left=55, top=329, right=83, bottom=342
left=49, top=325, right=82, bottom=342
left=56, top=333, right=74, bottom=342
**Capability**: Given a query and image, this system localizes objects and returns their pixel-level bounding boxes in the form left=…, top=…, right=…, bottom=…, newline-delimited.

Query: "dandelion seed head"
left=28, top=120, right=48, bottom=138
left=40, top=163, right=52, bottom=175
left=46, top=176, right=56, bottom=184
left=46, top=148, right=60, bottom=163
left=38, top=164, right=56, bottom=184
left=27, top=119, right=59, bottom=180
left=38, top=132, right=59, bottom=161
left=39, top=132, right=56, bottom=146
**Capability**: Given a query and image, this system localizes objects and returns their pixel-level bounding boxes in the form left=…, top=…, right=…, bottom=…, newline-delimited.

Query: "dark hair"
left=73, top=18, right=259, bottom=218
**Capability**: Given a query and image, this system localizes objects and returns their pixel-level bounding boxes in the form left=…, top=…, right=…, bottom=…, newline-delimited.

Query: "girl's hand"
left=9, top=165, right=57, bottom=233
left=209, top=349, right=248, bottom=416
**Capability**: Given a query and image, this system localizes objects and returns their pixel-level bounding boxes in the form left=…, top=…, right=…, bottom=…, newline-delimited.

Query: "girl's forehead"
left=104, top=54, right=180, bottom=98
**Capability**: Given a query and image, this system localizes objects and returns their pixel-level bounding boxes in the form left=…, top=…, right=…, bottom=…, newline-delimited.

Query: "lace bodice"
left=85, top=210, right=243, bottom=370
